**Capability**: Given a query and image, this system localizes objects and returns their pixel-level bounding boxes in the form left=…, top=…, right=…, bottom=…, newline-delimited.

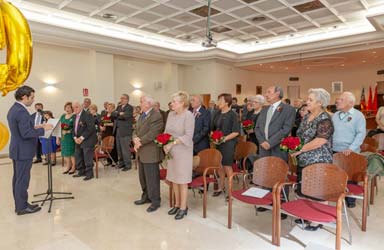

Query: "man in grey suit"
left=255, top=86, right=295, bottom=162
left=133, top=96, right=164, bottom=213
left=113, top=94, right=134, bottom=171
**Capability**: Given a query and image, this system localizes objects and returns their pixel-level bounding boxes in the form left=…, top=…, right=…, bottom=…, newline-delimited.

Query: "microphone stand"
left=33, top=120, right=74, bottom=213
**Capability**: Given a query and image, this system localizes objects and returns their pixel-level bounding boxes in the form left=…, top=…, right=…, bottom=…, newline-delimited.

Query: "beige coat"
left=133, top=109, right=164, bottom=164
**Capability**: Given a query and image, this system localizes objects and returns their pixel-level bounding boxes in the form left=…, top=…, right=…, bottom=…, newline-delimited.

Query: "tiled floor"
left=0, top=157, right=383, bottom=250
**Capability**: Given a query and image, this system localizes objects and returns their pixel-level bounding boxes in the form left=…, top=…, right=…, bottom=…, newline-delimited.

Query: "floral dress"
left=60, top=114, right=75, bottom=157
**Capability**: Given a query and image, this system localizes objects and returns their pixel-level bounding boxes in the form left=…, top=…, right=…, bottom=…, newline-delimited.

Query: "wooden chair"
left=94, top=136, right=115, bottom=178
left=232, top=141, right=257, bottom=174
left=287, top=154, right=298, bottom=182
left=228, top=156, right=288, bottom=245
left=190, top=148, right=222, bottom=218
left=373, top=133, right=384, bottom=150
left=333, top=152, right=369, bottom=231
left=273, top=163, right=348, bottom=250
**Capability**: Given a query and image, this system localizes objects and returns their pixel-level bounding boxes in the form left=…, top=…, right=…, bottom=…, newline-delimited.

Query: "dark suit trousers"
left=138, top=161, right=161, bottom=207
left=35, top=139, right=42, bottom=160
left=75, top=145, right=94, bottom=177
left=259, top=146, right=288, bottom=162
left=116, top=130, right=131, bottom=168
left=12, top=160, right=32, bottom=211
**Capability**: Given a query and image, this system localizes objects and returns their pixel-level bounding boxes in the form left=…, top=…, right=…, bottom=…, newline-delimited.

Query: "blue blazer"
left=7, top=102, right=44, bottom=160
left=192, top=107, right=211, bottom=155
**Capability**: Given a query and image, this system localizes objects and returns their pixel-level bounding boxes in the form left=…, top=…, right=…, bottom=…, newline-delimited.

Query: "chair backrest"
left=364, top=136, right=378, bottom=148
left=234, top=141, right=257, bottom=161
left=360, top=143, right=377, bottom=153
left=333, top=152, right=368, bottom=182
left=101, top=136, right=115, bottom=152
left=301, top=163, right=348, bottom=202
left=194, top=148, right=222, bottom=175
left=373, top=133, right=384, bottom=150
left=252, top=156, right=289, bottom=189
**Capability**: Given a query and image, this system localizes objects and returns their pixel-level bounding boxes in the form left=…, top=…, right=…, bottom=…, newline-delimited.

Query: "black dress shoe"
left=304, top=224, right=323, bottom=231
left=28, top=203, right=39, bottom=209
left=73, top=173, right=85, bottom=178
left=33, top=159, right=42, bottom=164
left=121, top=167, right=131, bottom=171
left=134, top=199, right=151, bottom=205
left=212, top=190, right=223, bottom=197
left=16, top=206, right=41, bottom=215
left=175, top=208, right=188, bottom=220
left=256, top=207, right=268, bottom=212
left=347, top=203, right=356, bottom=208
left=281, top=213, right=288, bottom=220
left=168, top=207, right=180, bottom=215
left=146, top=205, right=160, bottom=213
left=83, top=176, right=94, bottom=181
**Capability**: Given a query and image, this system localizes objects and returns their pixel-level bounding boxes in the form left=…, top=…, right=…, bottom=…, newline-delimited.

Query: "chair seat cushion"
left=282, top=199, right=337, bottom=223
left=188, top=176, right=216, bottom=188
left=160, top=169, right=167, bottom=180
left=288, top=174, right=297, bottom=182
left=231, top=189, right=273, bottom=205
left=232, top=163, right=241, bottom=173
left=347, top=183, right=364, bottom=195
left=94, top=152, right=107, bottom=159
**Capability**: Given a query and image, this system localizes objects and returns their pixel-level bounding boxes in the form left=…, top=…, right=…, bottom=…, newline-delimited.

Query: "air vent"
left=242, top=0, right=260, bottom=3
left=101, top=13, right=117, bottom=19
left=377, top=69, right=384, bottom=75
left=289, top=77, right=300, bottom=81
left=190, top=5, right=220, bottom=17
left=294, top=0, right=325, bottom=13
left=211, top=26, right=231, bottom=33
left=252, top=16, right=266, bottom=22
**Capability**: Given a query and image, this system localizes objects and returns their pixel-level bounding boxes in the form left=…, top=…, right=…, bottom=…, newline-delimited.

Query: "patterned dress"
left=296, top=111, right=334, bottom=195
left=60, top=114, right=75, bottom=157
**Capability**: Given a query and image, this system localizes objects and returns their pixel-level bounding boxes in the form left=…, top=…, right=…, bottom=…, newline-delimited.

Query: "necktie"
left=140, top=112, right=146, bottom=122
left=265, top=105, right=274, bottom=140
left=35, top=112, right=41, bottom=126
left=75, top=114, right=80, bottom=134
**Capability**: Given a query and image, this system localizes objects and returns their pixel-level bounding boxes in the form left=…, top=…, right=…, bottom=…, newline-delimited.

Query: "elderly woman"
left=164, top=91, right=195, bottom=220
left=99, top=103, right=118, bottom=166
left=212, top=93, right=240, bottom=197
left=291, top=88, right=334, bottom=230
left=244, top=95, right=265, bottom=151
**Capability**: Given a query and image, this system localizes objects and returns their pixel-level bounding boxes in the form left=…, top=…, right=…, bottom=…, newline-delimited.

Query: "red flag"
left=373, top=85, right=378, bottom=112
left=360, top=87, right=366, bottom=110
left=367, top=86, right=373, bottom=110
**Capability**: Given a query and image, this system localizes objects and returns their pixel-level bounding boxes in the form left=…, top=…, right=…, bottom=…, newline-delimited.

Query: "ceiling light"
left=362, top=60, right=366, bottom=63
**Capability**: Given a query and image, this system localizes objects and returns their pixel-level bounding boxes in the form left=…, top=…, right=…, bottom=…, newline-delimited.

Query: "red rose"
left=280, top=136, right=302, bottom=152
left=242, top=120, right=255, bottom=130
left=155, top=133, right=173, bottom=146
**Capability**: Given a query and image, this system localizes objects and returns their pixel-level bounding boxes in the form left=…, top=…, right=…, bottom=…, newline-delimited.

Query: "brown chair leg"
left=336, top=213, right=342, bottom=250
left=362, top=179, right=368, bottom=231
left=370, top=177, right=375, bottom=205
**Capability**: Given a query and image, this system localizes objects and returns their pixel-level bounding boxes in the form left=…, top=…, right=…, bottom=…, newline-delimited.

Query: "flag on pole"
left=360, top=87, right=366, bottom=110
left=373, top=85, right=378, bottom=112
left=367, top=86, right=373, bottom=110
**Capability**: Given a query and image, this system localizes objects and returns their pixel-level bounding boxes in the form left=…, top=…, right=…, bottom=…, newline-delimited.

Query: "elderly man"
left=113, top=94, right=134, bottom=171
left=332, top=91, right=366, bottom=208
left=190, top=95, right=211, bottom=155
left=255, top=86, right=296, bottom=162
left=83, top=98, right=91, bottom=112
left=72, top=101, right=97, bottom=180
left=153, top=101, right=167, bottom=125
left=133, top=96, right=164, bottom=212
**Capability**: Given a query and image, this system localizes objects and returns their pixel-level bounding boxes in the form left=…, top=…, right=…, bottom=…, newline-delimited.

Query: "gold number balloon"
left=0, top=121, right=9, bottom=151
left=0, top=0, right=33, bottom=96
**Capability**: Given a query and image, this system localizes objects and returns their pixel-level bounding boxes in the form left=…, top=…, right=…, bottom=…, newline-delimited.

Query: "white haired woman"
left=163, top=91, right=195, bottom=220
left=291, top=88, right=334, bottom=230
left=244, top=95, right=265, bottom=152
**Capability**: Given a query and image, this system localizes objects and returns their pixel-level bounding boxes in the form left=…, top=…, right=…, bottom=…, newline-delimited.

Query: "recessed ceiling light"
left=362, top=60, right=366, bottom=63
left=341, top=64, right=345, bottom=66
left=102, top=13, right=117, bottom=19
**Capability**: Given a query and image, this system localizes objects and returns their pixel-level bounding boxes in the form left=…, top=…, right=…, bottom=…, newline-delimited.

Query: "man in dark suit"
left=190, top=95, right=211, bottom=155
left=113, top=94, right=134, bottom=171
left=255, top=86, right=295, bottom=162
left=31, top=102, right=44, bottom=163
left=7, top=86, right=53, bottom=215
left=82, top=98, right=91, bottom=113
left=133, top=95, right=164, bottom=212
left=72, top=101, right=97, bottom=181
left=153, top=101, right=167, bottom=126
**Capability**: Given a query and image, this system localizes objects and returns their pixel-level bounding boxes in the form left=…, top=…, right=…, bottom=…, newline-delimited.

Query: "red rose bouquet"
left=61, top=123, right=71, bottom=131
left=155, top=133, right=174, bottom=161
left=210, top=130, right=225, bottom=146
left=280, top=136, right=303, bottom=153
left=242, top=119, right=255, bottom=131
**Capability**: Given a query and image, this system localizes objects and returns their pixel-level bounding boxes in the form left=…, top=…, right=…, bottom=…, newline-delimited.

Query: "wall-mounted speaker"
left=289, top=77, right=299, bottom=81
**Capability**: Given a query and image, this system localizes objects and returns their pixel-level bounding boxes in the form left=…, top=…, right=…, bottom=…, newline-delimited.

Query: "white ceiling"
left=9, top=0, right=384, bottom=63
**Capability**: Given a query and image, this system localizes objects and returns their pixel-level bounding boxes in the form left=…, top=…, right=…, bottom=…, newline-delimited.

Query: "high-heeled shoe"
left=212, top=190, right=223, bottom=197
left=62, top=169, right=70, bottom=174
left=175, top=207, right=188, bottom=220
left=168, top=207, right=180, bottom=215
left=68, top=170, right=76, bottom=175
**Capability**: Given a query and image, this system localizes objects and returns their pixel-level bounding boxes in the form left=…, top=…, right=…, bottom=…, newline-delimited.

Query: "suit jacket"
left=255, top=102, right=295, bottom=154
left=192, top=107, right=211, bottom=155
left=74, top=111, right=97, bottom=148
left=7, top=102, right=45, bottom=160
left=133, top=109, right=164, bottom=164
left=113, top=104, right=133, bottom=137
